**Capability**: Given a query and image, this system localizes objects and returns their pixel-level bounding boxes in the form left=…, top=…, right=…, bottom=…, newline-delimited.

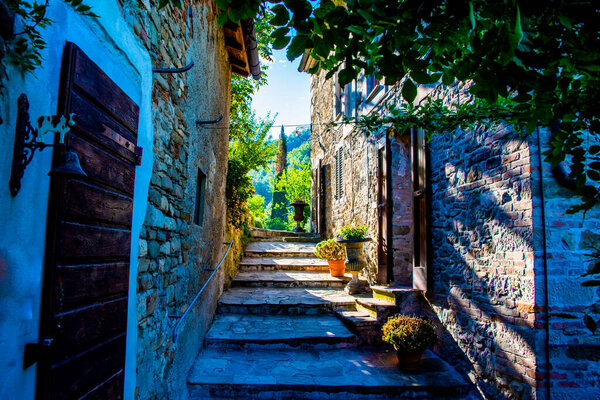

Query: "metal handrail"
left=169, top=241, right=233, bottom=341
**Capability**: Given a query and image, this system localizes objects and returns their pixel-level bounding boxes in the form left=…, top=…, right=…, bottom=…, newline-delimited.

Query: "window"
left=194, top=168, right=206, bottom=226
left=342, top=82, right=352, bottom=117
left=334, top=75, right=342, bottom=117
left=366, top=73, right=380, bottom=102
left=334, top=147, right=344, bottom=200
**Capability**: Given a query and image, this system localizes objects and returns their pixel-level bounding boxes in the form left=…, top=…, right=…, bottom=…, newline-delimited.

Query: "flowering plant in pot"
left=336, top=224, right=371, bottom=294
left=314, top=239, right=346, bottom=277
left=382, top=314, right=437, bottom=370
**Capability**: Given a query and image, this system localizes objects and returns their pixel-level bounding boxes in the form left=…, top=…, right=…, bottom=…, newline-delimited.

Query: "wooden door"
left=377, top=135, right=393, bottom=284
left=316, top=159, right=327, bottom=234
left=412, top=128, right=429, bottom=291
left=36, top=42, right=141, bottom=399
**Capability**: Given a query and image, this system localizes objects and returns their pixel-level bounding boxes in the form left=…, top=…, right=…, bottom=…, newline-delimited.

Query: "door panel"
left=377, top=135, right=393, bottom=284
left=36, top=42, right=140, bottom=400
left=412, top=128, right=429, bottom=291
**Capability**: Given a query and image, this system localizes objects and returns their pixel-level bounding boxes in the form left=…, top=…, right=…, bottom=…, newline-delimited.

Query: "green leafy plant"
left=382, top=315, right=437, bottom=353
left=1, top=0, right=96, bottom=78
left=314, top=239, right=345, bottom=261
left=338, top=224, right=369, bottom=240
left=205, top=0, right=600, bottom=214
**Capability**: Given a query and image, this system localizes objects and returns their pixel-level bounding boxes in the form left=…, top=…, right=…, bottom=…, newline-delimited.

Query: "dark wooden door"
left=412, top=128, right=429, bottom=291
left=377, top=135, right=393, bottom=284
left=316, top=159, right=327, bottom=234
left=36, top=42, right=140, bottom=399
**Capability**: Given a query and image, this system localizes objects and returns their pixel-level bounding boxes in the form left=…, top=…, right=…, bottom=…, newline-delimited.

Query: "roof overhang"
left=298, top=50, right=319, bottom=73
left=224, top=19, right=260, bottom=80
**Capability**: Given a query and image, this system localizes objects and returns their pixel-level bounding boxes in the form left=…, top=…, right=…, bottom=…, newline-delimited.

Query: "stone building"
left=301, top=55, right=600, bottom=399
left=0, top=1, right=256, bottom=399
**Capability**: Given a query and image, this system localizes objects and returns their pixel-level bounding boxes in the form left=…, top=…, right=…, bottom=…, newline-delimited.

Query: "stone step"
left=217, top=287, right=357, bottom=315
left=251, top=236, right=320, bottom=243
left=238, top=257, right=329, bottom=272
left=188, top=348, right=471, bottom=400
left=335, top=310, right=382, bottom=346
left=355, top=296, right=399, bottom=322
left=245, top=241, right=317, bottom=258
left=250, top=227, right=318, bottom=239
left=205, top=314, right=356, bottom=349
left=232, top=271, right=351, bottom=289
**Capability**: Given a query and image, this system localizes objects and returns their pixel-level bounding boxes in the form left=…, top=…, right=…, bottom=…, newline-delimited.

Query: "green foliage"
left=220, top=0, right=600, bottom=213
left=264, top=217, right=287, bottom=231
left=225, top=158, right=254, bottom=228
left=272, top=161, right=311, bottom=230
left=247, top=194, right=267, bottom=226
left=225, top=10, right=276, bottom=228
left=1, top=0, right=96, bottom=78
left=337, top=224, right=369, bottom=240
left=314, top=239, right=345, bottom=261
left=382, top=315, right=437, bottom=353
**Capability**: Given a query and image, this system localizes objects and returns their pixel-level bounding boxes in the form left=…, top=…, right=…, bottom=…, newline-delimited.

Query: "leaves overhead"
left=212, top=0, right=600, bottom=213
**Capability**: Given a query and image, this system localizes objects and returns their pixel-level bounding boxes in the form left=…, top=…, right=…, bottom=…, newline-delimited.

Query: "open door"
left=377, top=135, right=393, bottom=284
left=412, top=128, right=429, bottom=291
left=34, top=42, right=141, bottom=399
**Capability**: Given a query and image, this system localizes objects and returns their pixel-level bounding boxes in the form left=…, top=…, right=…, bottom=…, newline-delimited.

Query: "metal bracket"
left=196, top=115, right=223, bottom=126
left=152, top=62, right=195, bottom=74
left=9, top=94, right=76, bottom=196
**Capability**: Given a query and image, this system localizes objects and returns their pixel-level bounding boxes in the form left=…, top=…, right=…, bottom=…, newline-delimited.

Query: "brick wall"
left=426, top=113, right=544, bottom=399
left=118, top=1, right=232, bottom=398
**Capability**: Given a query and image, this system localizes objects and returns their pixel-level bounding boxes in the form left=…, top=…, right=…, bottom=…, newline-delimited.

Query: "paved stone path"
left=188, top=231, right=474, bottom=399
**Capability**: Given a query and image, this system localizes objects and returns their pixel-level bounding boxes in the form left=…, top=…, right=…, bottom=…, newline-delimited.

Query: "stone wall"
left=118, top=1, right=232, bottom=398
left=533, top=128, right=600, bottom=399
left=426, top=116, right=544, bottom=399
left=309, top=70, right=413, bottom=284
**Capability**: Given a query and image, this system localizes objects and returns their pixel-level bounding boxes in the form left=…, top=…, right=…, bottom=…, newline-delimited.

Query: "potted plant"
left=336, top=224, right=371, bottom=294
left=382, top=314, right=437, bottom=370
left=290, top=197, right=309, bottom=232
left=314, top=239, right=346, bottom=277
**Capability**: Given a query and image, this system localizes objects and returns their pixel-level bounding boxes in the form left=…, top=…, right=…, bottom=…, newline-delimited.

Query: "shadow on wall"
left=422, top=125, right=543, bottom=400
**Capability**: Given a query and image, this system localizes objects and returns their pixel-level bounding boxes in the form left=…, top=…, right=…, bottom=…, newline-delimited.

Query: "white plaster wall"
left=0, top=2, right=152, bottom=399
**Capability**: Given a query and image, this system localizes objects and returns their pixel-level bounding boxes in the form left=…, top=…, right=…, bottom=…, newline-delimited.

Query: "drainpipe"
left=536, top=127, right=552, bottom=399
left=242, top=19, right=261, bottom=81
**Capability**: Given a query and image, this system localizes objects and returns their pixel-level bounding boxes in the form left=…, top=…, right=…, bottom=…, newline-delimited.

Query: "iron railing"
left=169, top=241, right=233, bottom=341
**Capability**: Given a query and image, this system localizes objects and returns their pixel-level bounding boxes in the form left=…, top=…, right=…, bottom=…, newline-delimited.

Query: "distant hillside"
left=250, top=127, right=310, bottom=204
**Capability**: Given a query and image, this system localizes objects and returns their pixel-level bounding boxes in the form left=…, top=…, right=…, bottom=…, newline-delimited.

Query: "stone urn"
left=336, top=238, right=371, bottom=294
left=290, top=201, right=308, bottom=232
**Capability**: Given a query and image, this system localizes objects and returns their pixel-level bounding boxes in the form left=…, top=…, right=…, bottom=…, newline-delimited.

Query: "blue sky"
left=253, top=49, right=311, bottom=139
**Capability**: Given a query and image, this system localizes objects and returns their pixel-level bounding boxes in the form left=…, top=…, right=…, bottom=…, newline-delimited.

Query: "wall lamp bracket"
left=152, top=62, right=195, bottom=74
left=9, top=94, right=84, bottom=196
left=196, top=115, right=223, bottom=126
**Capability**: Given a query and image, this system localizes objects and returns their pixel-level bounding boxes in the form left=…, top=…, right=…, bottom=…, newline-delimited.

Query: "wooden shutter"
left=36, top=42, right=140, bottom=400
left=412, top=128, right=429, bottom=291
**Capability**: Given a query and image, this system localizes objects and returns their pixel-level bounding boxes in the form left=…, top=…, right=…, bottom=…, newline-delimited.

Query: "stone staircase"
left=187, top=229, right=474, bottom=399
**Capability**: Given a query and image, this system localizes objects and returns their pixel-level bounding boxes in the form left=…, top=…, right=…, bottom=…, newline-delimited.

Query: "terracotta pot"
left=396, top=348, right=425, bottom=370
left=327, top=259, right=345, bottom=277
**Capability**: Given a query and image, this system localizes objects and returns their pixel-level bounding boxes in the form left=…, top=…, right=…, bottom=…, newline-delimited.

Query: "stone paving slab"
left=217, top=287, right=358, bottom=315
left=205, top=314, right=355, bottom=347
left=232, top=271, right=351, bottom=288
left=245, top=242, right=317, bottom=258
left=238, top=257, right=329, bottom=272
left=188, top=348, right=469, bottom=399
